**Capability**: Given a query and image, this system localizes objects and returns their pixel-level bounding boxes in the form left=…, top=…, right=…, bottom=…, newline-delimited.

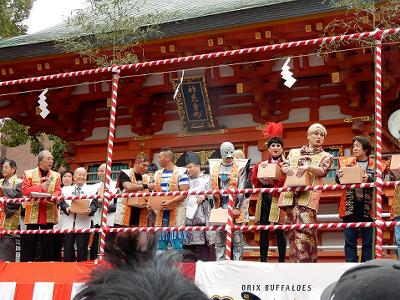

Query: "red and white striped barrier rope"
left=0, top=228, right=100, bottom=235
left=374, top=40, right=384, bottom=258
left=0, top=28, right=399, bottom=88
left=0, top=194, right=102, bottom=204
left=107, top=225, right=225, bottom=234
left=114, top=182, right=379, bottom=198
left=99, top=68, right=120, bottom=257
left=234, top=222, right=375, bottom=232
left=225, top=193, right=235, bottom=260
left=1, top=181, right=399, bottom=204
left=2, top=221, right=399, bottom=236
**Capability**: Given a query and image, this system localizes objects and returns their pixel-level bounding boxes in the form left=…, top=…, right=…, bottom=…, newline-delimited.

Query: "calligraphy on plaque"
left=172, top=76, right=217, bottom=131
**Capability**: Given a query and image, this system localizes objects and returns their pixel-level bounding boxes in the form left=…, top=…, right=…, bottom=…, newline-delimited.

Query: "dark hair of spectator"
left=3, top=159, right=17, bottom=174
left=74, top=233, right=208, bottom=300
left=147, top=163, right=158, bottom=174
left=353, top=136, right=372, bottom=156
left=267, top=136, right=284, bottom=148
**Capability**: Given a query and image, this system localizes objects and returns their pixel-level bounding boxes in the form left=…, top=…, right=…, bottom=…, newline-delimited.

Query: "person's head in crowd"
left=134, top=153, right=150, bottom=175
left=74, top=167, right=87, bottom=187
left=62, top=171, right=73, bottom=187
left=321, top=259, right=400, bottom=300
left=97, top=163, right=106, bottom=183
left=352, top=136, right=372, bottom=161
left=158, top=148, right=175, bottom=169
left=0, top=158, right=4, bottom=179
left=2, top=159, right=17, bottom=179
left=38, top=150, right=54, bottom=171
left=220, top=142, right=235, bottom=165
left=262, top=122, right=284, bottom=159
left=146, top=163, right=158, bottom=183
left=185, top=152, right=201, bottom=179
left=74, top=233, right=208, bottom=300
left=233, top=149, right=245, bottom=159
left=267, top=137, right=284, bottom=159
left=307, top=123, right=327, bottom=148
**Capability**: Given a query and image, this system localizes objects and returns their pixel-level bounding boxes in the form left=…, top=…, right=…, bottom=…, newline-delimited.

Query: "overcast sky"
left=25, top=0, right=88, bottom=34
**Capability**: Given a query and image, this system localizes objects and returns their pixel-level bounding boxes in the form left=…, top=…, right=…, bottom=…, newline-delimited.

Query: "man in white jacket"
left=89, top=163, right=117, bottom=260
left=59, top=167, right=98, bottom=262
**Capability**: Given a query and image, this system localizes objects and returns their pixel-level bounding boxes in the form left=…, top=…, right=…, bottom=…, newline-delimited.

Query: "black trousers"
left=63, top=233, right=89, bottom=262
left=53, top=234, right=63, bottom=261
left=90, top=224, right=116, bottom=260
left=20, top=224, right=54, bottom=262
left=259, top=195, right=286, bottom=262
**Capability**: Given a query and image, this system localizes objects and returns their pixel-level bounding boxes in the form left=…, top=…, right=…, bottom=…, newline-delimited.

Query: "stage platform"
left=0, top=260, right=359, bottom=299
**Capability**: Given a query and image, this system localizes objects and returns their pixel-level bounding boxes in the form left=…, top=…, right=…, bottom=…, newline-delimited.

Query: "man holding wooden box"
left=115, top=154, right=154, bottom=228
left=59, top=167, right=98, bottom=262
left=251, top=122, right=287, bottom=262
left=209, top=142, right=249, bottom=261
left=153, top=148, right=189, bottom=252
left=336, top=137, right=375, bottom=262
left=278, top=123, right=333, bottom=263
left=183, top=151, right=215, bottom=261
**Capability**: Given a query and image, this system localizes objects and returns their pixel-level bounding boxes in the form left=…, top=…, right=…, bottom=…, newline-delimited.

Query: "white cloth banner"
left=195, top=261, right=355, bottom=300
left=32, top=282, right=54, bottom=300
left=0, top=282, right=16, bottom=300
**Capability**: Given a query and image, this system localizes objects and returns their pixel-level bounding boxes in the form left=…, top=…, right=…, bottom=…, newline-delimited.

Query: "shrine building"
left=0, top=0, right=399, bottom=261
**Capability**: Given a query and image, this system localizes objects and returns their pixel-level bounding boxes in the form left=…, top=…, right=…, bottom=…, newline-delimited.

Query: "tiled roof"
left=0, top=0, right=295, bottom=48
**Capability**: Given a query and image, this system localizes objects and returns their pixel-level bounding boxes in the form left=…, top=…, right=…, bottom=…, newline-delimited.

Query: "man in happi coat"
left=0, top=159, right=22, bottom=261
left=183, top=151, right=215, bottom=261
left=21, top=150, right=62, bottom=261
left=152, top=148, right=189, bottom=252
left=279, top=123, right=333, bottom=263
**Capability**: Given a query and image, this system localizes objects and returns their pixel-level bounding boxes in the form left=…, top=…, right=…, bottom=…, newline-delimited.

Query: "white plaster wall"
left=319, top=105, right=351, bottom=120
left=272, top=58, right=294, bottom=71
left=247, top=145, right=261, bottom=164
left=219, top=65, right=234, bottom=77
left=155, top=120, right=181, bottom=134
left=71, top=82, right=89, bottom=95
left=216, top=114, right=258, bottom=128
left=143, top=73, right=164, bottom=87
left=101, top=82, right=110, bottom=92
left=308, top=54, right=325, bottom=67
left=177, top=69, right=205, bottom=77
left=84, top=125, right=136, bottom=140
left=282, top=108, right=310, bottom=123
left=84, top=127, right=108, bottom=141
left=115, top=125, right=135, bottom=138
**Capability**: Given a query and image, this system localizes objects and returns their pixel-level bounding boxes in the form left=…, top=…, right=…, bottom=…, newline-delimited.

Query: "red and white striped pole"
left=225, top=193, right=235, bottom=260
left=374, top=40, right=384, bottom=258
left=99, top=67, right=121, bottom=257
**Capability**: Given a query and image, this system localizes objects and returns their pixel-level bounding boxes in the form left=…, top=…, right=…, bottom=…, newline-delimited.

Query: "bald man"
left=59, top=167, right=98, bottom=261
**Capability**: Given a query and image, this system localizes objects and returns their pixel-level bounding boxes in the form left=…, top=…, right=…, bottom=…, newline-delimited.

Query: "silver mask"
left=220, top=142, right=235, bottom=160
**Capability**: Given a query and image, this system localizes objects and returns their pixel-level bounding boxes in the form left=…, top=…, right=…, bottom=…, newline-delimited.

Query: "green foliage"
left=0, top=0, right=35, bottom=38
left=0, top=119, right=29, bottom=147
left=28, top=133, right=45, bottom=155
left=48, top=134, right=67, bottom=171
left=0, top=119, right=68, bottom=170
left=319, top=0, right=400, bottom=54
left=56, top=0, right=177, bottom=67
